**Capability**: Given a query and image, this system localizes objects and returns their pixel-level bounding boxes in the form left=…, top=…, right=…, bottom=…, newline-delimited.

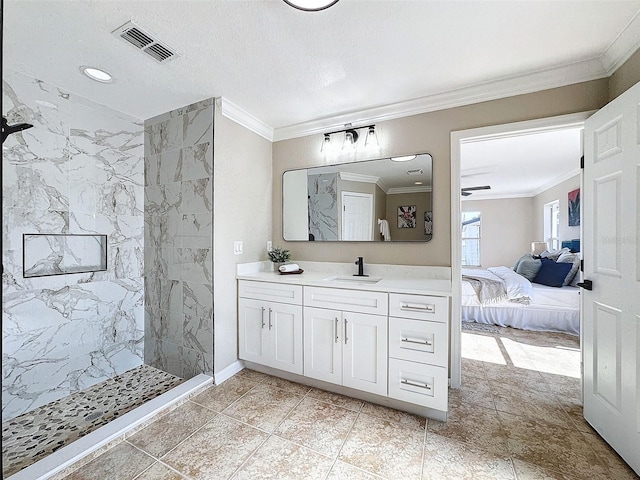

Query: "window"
left=461, top=211, right=481, bottom=266
left=543, top=200, right=560, bottom=250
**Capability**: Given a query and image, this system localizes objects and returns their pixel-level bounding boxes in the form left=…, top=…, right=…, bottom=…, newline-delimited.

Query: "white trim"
left=274, top=61, right=606, bottom=141
left=214, top=360, right=245, bottom=385
left=387, top=186, right=432, bottom=195
left=339, top=171, right=380, bottom=184
left=219, top=97, right=274, bottom=141
left=341, top=191, right=374, bottom=241
left=11, top=374, right=213, bottom=480
left=601, top=9, right=640, bottom=74
left=450, top=111, right=592, bottom=391
left=531, top=168, right=581, bottom=197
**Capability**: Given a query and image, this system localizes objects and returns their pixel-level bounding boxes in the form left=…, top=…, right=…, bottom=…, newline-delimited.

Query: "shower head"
left=2, top=116, right=34, bottom=144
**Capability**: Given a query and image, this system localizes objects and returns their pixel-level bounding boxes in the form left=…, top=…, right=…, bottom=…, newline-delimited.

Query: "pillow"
left=557, top=252, right=581, bottom=286
left=515, top=257, right=542, bottom=281
left=532, top=258, right=573, bottom=287
left=541, top=247, right=570, bottom=261
left=513, top=253, right=533, bottom=271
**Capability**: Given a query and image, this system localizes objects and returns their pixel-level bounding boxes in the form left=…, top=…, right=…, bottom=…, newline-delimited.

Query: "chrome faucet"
left=354, top=257, right=368, bottom=277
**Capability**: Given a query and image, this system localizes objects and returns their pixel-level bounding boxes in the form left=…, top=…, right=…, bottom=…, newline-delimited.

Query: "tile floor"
left=2, top=365, right=183, bottom=478
left=58, top=326, right=638, bottom=480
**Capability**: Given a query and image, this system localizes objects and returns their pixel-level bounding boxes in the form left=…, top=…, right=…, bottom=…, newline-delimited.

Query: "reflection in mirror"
left=283, top=153, right=433, bottom=242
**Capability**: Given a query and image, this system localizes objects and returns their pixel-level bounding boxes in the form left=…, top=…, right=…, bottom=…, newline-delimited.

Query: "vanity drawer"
left=388, top=358, right=448, bottom=411
left=304, top=286, right=387, bottom=316
left=389, top=293, right=448, bottom=323
left=389, top=317, right=448, bottom=367
left=239, top=280, right=302, bottom=305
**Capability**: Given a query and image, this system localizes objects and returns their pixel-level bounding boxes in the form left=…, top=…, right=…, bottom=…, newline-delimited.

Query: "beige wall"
left=386, top=192, right=433, bottom=242
left=461, top=197, right=534, bottom=268
left=272, top=79, right=608, bottom=266
left=533, top=174, right=581, bottom=246
left=214, top=102, right=273, bottom=374
left=609, top=48, right=640, bottom=101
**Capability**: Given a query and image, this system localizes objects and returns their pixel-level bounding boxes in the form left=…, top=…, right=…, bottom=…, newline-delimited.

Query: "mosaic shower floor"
left=2, top=364, right=183, bottom=478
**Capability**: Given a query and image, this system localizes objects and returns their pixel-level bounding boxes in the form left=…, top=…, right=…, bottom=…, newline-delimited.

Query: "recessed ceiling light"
left=283, top=0, right=339, bottom=11
left=414, top=181, right=423, bottom=185
left=81, top=66, right=113, bottom=83
left=391, top=155, right=417, bottom=162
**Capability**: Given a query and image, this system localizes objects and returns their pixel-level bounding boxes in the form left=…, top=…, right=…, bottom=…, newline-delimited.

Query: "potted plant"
left=268, top=246, right=291, bottom=272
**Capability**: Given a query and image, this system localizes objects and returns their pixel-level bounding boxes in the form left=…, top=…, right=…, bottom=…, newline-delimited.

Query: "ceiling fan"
left=461, top=185, right=491, bottom=196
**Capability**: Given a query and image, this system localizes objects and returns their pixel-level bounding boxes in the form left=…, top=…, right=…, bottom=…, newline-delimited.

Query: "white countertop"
left=237, top=261, right=452, bottom=297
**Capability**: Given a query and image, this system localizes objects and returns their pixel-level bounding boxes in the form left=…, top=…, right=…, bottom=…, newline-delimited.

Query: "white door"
left=341, top=192, right=373, bottom=241
left=269, top=302, right=303, bottom=375
left=238, top=298, right=268, bottom=365
left=582, top=80, right=639, bottom=475
left=303, top=307, right=342, bottom=385
left=342, top=312, right=388, bottom=396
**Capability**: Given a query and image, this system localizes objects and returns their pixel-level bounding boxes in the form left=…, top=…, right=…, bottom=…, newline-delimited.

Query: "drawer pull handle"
left=401, top=379, right=432, bottom=390
left=261, top=307, right=266, bottom=329
left=401, top=337, right=432, bottom=347
left=401, top=303, right=435, bottom=313
left=344, top=318, right=348, bottom=345
left=268, top=308, right=273, bottom=330
left=335, top=317, right=339, bottom=343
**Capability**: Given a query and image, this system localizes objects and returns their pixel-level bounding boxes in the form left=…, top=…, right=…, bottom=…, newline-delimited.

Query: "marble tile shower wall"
left=143, top=99, right=214, bottom=379
left=2, top=70, right=145, bottom=421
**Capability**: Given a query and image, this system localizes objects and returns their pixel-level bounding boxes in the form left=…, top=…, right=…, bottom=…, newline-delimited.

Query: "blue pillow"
left=532, top=258, right=573, bottom=287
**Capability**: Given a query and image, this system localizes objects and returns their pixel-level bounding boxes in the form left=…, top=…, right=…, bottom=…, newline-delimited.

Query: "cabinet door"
left=268, top=302, right=303, bottom=375
left=303, top=307, right=342, bottom=385
left=238, top=298, right=268, bottom=365
left=342, top=312, right=388, bottom=396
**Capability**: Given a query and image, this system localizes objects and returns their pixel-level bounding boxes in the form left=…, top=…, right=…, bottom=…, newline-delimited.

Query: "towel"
left=378, top=219, right=391, bottom=241
left=279, top=263, right=300, bottom=273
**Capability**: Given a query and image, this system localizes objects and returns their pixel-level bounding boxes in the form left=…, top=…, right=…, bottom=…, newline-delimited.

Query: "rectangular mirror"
left=283, top=153, right=433, bottom=242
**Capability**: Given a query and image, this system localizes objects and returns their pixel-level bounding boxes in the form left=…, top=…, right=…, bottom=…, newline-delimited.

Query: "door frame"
left=449, top=111, right=594, bottom=388
left=341, top=191, right=374, bottom=241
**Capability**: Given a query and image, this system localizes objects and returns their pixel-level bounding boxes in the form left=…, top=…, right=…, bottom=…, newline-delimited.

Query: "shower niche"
left=23, top=233, right=108, bottom=278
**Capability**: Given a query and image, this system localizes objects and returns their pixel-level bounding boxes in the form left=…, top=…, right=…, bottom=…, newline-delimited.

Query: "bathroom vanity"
left=237, top=261, right=452, bottom=420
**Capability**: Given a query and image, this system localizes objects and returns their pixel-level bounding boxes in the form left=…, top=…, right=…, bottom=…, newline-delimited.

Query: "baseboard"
left=214, top=360, right=244, bottom=385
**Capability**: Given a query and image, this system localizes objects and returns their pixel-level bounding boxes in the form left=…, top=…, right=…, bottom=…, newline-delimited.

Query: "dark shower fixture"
left=2, top=116, right=34, bottom=144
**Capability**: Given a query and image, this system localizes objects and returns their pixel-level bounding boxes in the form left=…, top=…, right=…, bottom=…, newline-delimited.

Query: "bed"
left=462, top=266, right=580, bottom=335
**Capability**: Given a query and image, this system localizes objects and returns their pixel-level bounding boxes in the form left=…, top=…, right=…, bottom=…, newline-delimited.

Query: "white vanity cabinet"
left=387, top=293, right=449, bottom=411
left=238, top=281, right=303, bottom=375
left=303, top=287, right=388, bottom=396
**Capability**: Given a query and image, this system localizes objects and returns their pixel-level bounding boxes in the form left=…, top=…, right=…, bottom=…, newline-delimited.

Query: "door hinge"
left=580, top=155, right=584, bottom=169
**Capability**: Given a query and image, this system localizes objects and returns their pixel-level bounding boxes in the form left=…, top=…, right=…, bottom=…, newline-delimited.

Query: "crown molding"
left=338, top=171, right=380, bottom=184
left=601, top=9, right=640, bottom=74
left=530, top=168, right=581, bottom=197
left=387, top=186, right=432, bottom=195
left=219, top=97, right=274, bottom=141
left=273, top=57, right=607, bottom=141
left=461, top=192, right=534, bottom=201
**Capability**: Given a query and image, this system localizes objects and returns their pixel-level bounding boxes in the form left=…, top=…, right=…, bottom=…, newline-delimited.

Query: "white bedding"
left=462, top=268, right=580, bottom=335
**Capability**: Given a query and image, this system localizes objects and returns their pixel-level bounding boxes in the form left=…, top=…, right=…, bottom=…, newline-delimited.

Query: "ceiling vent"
left=112, top=21, right=179, bottom=64
left=406, top=169, right=424, bottom=176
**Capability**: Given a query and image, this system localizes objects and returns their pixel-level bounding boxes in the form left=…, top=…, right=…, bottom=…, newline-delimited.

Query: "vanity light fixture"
left=283, top=0, right=339, bottom=11
left=391, top=155, right=417, bottom=162
left=321, top=124, right=376, bottom=152
left=81, top=66, right=113, bottom=83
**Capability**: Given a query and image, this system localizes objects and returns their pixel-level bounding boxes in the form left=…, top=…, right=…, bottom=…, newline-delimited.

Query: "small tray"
left=279, top=269, right=304, bottom=275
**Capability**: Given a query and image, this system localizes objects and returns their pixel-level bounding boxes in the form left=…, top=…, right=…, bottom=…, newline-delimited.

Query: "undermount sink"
left=323, top=275, right=382, bottom=285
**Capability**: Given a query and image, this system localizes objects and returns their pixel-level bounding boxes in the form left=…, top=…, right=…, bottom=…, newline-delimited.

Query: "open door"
left=582, top=80, right=640, bottom=474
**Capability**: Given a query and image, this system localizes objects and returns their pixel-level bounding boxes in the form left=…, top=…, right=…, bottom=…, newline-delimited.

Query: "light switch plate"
left=233, top=241, right=243, bottom=255
left=267, top=241, right=272, bottom=252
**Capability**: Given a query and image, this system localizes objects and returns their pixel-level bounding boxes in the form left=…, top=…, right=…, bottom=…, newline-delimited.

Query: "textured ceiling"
left=3, top=1, right=640, bottom=139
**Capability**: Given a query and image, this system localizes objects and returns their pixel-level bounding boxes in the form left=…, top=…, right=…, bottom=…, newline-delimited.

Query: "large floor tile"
left=360, top=402, right=426, bottom=430
left=461, top=358, right=487, bottom=381
left=339, top=412, right=424, bottom=480
left=128, top=401, right=215, bottom=457
left=484, top=362, right=548, bottom=393
left=134, top=462, right=186, bottom=480
left=275, top=396, right=357, bottom=457
left=326, top=460, right=385, bottom=480
left=261, top=375, right=312, bottom=396
left=582, top=431, right=639, bottom=480
left=64, top=442, right=155, bottom=480
left=161, top=414, right=267, bottom=480
left=235, top=368, right=269, bottom=383
left=498, top=411, right=610, bottom=479
left=191, top=375, right=259, bottom=412
left=221, top=383, right=303, bottom=432
left=422, top=432, right=516, bottom=480
left=448, top=374, right=495, bottom=410
left=428, top=401, right=508, bottom=456
left=231, top=435, right=334, bottom=480
left=307, top=387, right=364, bottom=412
left=511, top=459, right=580, bottom=479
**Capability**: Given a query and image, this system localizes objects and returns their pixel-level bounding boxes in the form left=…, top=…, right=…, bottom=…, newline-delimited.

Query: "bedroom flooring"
left=58, top=326, right=638, bottom=480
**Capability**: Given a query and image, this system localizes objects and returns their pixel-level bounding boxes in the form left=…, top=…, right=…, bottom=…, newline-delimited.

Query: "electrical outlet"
left=267, top=241, right=273, bottom=252
left=233, top=241, right=243, bottom=255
